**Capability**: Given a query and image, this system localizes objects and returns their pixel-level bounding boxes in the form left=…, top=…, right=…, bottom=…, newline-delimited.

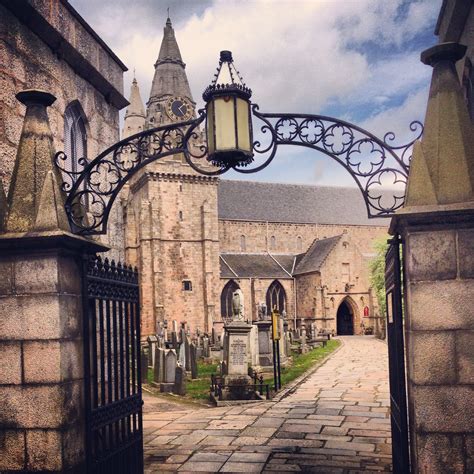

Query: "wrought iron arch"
left=221, top=280, right=240, bottom=321
left=266, top=280, right=287, bottom=315
left=54, top=106, right=422, bottom=235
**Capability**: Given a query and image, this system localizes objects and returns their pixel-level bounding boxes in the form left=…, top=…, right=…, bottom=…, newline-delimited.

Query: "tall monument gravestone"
left=222, top=289, right=252, bottom=398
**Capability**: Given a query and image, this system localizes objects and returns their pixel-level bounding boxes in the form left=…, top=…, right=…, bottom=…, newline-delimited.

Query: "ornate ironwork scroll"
left=54, top=106, right=422, bottom=235
left=240, top=106, right=423, bottom=218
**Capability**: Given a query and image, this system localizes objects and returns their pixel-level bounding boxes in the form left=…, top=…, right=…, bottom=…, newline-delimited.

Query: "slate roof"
left=220, top=254, right=294, bottom=279
left=218, top=180, right=389, bottom=226
left=293, top=235, right=342, bottom=276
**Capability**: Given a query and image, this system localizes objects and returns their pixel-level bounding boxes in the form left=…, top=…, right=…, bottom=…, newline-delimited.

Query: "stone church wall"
left=0, top=2, right=127, bottom=259
left=219, top=219, right=388, bottom=255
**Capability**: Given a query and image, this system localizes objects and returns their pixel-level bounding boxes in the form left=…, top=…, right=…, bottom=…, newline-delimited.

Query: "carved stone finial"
left=33, top=170, right=70, bottom=232
left=404, top=42, right=474, bottom=208
left=5, top=90, right=65, bottom=233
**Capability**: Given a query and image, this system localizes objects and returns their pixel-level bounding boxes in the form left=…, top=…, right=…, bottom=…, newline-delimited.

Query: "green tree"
left=369, top=238, right=388, bottom=318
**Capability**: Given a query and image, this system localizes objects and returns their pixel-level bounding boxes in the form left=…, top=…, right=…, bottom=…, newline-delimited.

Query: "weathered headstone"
left=147, top=335, right=158, bottom=367
left=140, top=347, right=148, bottom=383
left=203, top=336, right=210, bottom=358
left=211, top=327, right=216, bottom=345
left=190, top=343, right=198, bottom=379
left=164, top=349, right=177, bottom=384
left=301, top=322, right=307, bottom=354
left=171, top=331, right=178, bottom=349
left=185, top=336, right=191, bottom=371
left=153, top=347, right=165, bottom=383
left=178, top=341, right=186, bottom=369
left=173, top=366, right=186, bottom=395
left=256, top=320, right=273, bottom=368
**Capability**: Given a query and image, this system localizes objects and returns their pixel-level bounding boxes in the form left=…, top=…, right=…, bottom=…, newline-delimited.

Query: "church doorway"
left=337, top=299, right=354, bottom=335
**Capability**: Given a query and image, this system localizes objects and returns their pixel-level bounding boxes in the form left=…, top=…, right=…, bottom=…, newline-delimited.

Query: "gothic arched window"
left=240, top=235, right=246, bottom=252
left=266, top=280, right=286, bottom=314
left=221, top=280, right=240, bottom=320
left=64, top=102, right=87, bottom=174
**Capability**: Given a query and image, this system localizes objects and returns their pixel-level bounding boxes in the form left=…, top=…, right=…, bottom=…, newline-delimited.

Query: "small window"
left=182, top=280, right=192, bottom=291
left=270, top=236, right=276, bottom=250
left=342, top=263, right=350, bottom=283
left=179, top=210, right=183, bottom=221
left=297, top=236, right=303, bottom=252
left=240, top=235, right=246, bottom=252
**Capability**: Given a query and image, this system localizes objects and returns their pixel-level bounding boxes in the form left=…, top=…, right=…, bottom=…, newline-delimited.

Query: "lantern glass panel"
left=236, top=97, right=251, bottom=152
left=206, top=102, right=215, bottom=154
left=214, top=96, right=236, bottom=150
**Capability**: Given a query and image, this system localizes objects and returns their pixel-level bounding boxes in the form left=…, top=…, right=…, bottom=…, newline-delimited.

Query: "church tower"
left=124, top=17, right=220, bottom=338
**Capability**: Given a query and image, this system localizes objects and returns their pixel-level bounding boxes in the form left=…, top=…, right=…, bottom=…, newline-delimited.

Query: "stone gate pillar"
left=391, top=43, right=474, bottom=473
left=0, top=90, right=105, bottom=472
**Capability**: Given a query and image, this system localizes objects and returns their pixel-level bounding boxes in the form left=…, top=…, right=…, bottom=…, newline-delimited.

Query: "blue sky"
left=71, top=0, right=442, bottom=187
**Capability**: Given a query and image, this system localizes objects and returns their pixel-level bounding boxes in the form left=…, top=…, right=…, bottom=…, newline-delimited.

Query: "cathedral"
left=121, top=18, right=388, bottom=338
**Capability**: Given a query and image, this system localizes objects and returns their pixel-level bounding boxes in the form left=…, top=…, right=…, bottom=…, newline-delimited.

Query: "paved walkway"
left=143, top=336, right=392, bottom=473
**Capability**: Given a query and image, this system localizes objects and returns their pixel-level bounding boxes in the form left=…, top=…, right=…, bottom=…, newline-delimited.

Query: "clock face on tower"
left=166, top=96, right=193, bottom=121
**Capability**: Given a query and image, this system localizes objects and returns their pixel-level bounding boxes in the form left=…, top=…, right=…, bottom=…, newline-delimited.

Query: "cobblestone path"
left=143, top=336, right=392, bottom=473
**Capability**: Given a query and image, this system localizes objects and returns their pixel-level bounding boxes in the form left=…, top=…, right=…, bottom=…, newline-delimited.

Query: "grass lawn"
left=146, top=339, right=340, bottom=401
left=268, top=339, right=340, bottom=388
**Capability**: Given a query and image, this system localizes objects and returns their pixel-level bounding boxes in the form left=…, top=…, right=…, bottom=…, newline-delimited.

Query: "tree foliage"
left=369, top=237, right=388, bottom=318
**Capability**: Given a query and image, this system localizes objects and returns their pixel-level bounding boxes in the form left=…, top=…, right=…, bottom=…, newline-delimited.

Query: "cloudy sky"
left=71, top=0, right=442, bottom=187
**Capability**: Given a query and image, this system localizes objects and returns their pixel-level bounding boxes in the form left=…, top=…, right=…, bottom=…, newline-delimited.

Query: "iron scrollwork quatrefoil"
left=54, top=106, right=422, bottom=235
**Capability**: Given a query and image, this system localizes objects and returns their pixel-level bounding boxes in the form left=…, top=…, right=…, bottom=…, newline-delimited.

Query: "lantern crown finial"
left=203, top=50, right=251, bottom=102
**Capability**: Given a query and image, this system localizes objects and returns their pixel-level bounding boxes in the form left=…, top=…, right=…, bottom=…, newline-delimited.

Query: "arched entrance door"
left=337, top=300, right=354, bottom=335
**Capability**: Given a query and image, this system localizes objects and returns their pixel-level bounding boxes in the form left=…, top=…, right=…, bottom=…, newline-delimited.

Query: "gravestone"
left=178, top=341, right=186, bottom=369
left=203, top=336, right=210, bottom=358
left=147, top=335, right=158, bottom=367
left=224, top=321, right=252, bottom=383
left=173, top=366, right=186, bottom=395
left=140, top=347, right=148, bottom=383
left=171, top=331, right=178, bottom=349
left=249, top=324, right=259, bottom=368
left=172, top=320, right=178, bottom=334
left=255, top=320, right=273, bottom=369
left=301, top=322, right=307, bottom=354
left=211, top=327, right=216, bottom=345
left=185, top=336, right=191, bottom=371
left=154, top=347, right=165, bottom=383
left=165, top=349, right=177, bottom=383
left=190, top=343, right=198, bottom=379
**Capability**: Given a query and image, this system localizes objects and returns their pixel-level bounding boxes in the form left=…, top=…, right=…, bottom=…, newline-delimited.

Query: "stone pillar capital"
left=15, top=89, right=56, bottom=107
left=421, top=42, right=466, bottom=66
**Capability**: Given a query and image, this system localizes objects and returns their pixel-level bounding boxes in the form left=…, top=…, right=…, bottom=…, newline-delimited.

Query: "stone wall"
left=0, top=248, right=85, bottom=472
left=401, top=219, right=474, bottom=472
left=219, top=219, right=388, bottom=255
left=0, top=2, right=127, bottom=259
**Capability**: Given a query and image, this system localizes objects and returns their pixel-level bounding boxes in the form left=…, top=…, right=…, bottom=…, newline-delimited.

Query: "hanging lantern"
left=203, top=50, right=253, bottom=168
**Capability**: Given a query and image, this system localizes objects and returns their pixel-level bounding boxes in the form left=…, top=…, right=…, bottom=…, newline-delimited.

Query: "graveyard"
left=140, top=305, right=341, bottom=404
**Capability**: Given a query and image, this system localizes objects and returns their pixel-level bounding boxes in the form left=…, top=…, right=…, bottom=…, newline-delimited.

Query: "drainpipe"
left=293, top=277, right=297, bottom=331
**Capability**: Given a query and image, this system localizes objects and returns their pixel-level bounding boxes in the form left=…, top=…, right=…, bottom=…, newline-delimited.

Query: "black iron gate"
left=385, top=237, right=410, bottom=473
left=82, top=255, right=144, bottom=474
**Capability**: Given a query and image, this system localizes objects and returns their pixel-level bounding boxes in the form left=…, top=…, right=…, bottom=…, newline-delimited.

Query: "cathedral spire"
left=122, top=74, right=146, bottom=138
left=155, top=16, right=184, bottom=68
left=147, top=17, right=194, bottom=126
